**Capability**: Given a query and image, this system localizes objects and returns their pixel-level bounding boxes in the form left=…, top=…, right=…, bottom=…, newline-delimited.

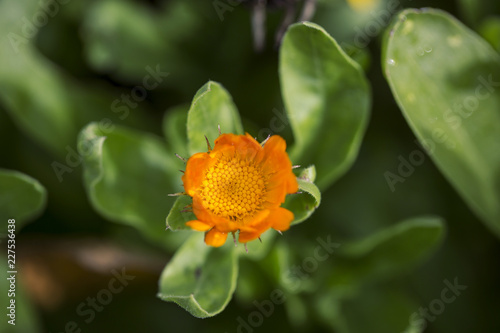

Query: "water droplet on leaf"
left=387, top=59, right=396, bottom=66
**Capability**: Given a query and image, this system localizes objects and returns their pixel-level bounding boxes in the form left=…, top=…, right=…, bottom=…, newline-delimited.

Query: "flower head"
left=182, top=133, right=298, bottom=247
left=346, top=0, right=378, bottom=12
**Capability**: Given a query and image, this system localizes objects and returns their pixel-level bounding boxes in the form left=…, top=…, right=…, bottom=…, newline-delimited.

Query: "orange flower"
left=182, top=133, right=298, bottom=247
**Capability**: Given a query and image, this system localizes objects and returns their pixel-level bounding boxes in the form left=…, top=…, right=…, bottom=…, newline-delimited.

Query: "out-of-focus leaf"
left=285, top=294, right=309, bottom=329
left=81, top=0, right=206, bottom=84
left=317, top=284, right=422, bottom=333
left=340, top=287, right=421, bottom=333
left=315, top=217, right=443, bottom=332
left=257, top=236, right=290, bottom=285
left=457, top=0, right=482, bottom=25
left=479, top=17, right=500, bottom=53
left=285, top=166, right=322, bottom=225
left=234, top=260, right=268, bottom=303
left=383, top=9, right=500, bottom=237
left=331, top=216, right=445, bottom=286
left=78, top=123, right=179, bottom=242
left=457, top=0, right=500, bottom=26
left=158, top=233, right=238, bottom=318
left=0, top=169, right=46, bottom=225
left=187, top=81, right=243, bottom=155
left=82, top=0, right=168, bottom=77
left=0, top=0, right=144, bottom=157
left=163, top=104, right=189, bottom=158
left=280, top=22, right=371, bottom=190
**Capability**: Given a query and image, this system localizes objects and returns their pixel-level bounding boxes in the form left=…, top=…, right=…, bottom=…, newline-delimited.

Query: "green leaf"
left=479, top=16, right=500, bottom=53
left=0, top=169, right=46, bottom=225
left=317, top=284, right=422, bottom=333
left=297, top=179, right=321, bottom=207
left=78, top=122, right=180, bottom=242
left=331, top=216, right=445, bottom=287
left=341, top=43, right=372, bottom=72
left=187, top=81, right=243, bottom=155
left=0, top=0, right=148, bottom=157
left=158, top=233, right=238, bottom=318
left=383, top=9, right=500, bottom=237
left=279, top=22, right=371, bottom=190
left=81, top=0, right=210, bottom=88
left=284, top=166, right=322, bottom=225
left=82, top=0, right=170, bottom=79
left=284, top=294, right=309, bottom=329
left=163, top=104, right=189, bottom=158
left=298, top=164, right=317, bottom=182
left=456, top=0, right=500, bottom=26
left=166, top=196, right=195, bottom=231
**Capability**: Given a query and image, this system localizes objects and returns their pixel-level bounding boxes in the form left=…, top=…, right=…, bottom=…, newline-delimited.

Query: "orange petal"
left=267, top=172, right=298, bottom=194
left=286, top=175, right=299, bottom=194
left=267, top=207, right=294, bottom=231
left=258, top=135, right=298, bottom=194
left=214, top=133, right=260, bottom=151
left=263, top=135, right=287, bottom=154
left=239, top=209, right=271, bottom=232
left=238, top=210, right=273, bottom=243
left=239, top=134, right=261, bottom=161
left=259, top=135, right=288, bottom=167
left=186, top=220, right=212, bottom=231
left=182, top=152, right=211, bottom=196
left=213, top=133, right=238, bottom=147
left=238, top=207, right=294, bottom=243
left=263, top=180, right=288, bottom=205
left=205, top=228, right=228, bottom=247
left=212, top=220, right=240, bottom=233
left=214, top=133, right=261, bottom=161
left=238, top=230, right=262, bottom=243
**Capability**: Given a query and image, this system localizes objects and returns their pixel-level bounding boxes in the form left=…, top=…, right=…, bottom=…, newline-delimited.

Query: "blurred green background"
left=1, top=0, right=500, bottom=332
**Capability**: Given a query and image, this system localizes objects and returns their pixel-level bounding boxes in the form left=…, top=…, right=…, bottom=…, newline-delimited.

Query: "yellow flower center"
left=199, top=156, right=266, bottom=221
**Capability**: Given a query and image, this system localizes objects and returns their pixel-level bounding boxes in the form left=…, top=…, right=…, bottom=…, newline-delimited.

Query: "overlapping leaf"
left=158, top=233, right=238, bottom=318
left=383, top=8, right=500, bottom=237
left=280, top=22, right=371, bottom=190
left=78, top=123, right=180, bottom=243
left=187, top=81, right=243, bottom=154
left=0, top=169, right=46, bottom=225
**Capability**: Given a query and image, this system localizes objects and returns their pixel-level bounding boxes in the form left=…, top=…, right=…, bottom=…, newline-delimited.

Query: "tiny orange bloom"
left=182, top=133, right=298, bottom=247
